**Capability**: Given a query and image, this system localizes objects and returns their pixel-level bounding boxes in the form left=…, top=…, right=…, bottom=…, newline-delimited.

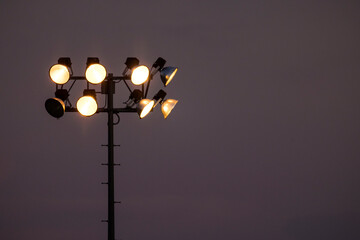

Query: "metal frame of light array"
left=45, top=57, right=179, bottom=119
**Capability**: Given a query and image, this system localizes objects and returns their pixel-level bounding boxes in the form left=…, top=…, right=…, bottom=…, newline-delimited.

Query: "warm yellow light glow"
left=161, top=99, right=178, bottom=119
left=164, top=68, right=178, bottom=86
left=139, top=99, right=155, bottom=118
left=49, top=64, right=70, bottom=84
left=85, top=64, right=107, bottom=84
left=131, top=65, right=150, bottom=85
left=76, top=96, right=98, bottom=116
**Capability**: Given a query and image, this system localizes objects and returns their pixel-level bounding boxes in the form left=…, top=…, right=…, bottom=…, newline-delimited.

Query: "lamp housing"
left=124, top=57, right=140, bottom=69
left=152, top=57, right=166, bottom=70
left=152, top=89, right=167, bottom=108
left=45, top=98, right=65, bottom=119
left=86, top=57, right=100, bottom=67
left=161, top=99, right=178, bottom=119
left=55, top=89, right=69, bottom=101
left=137, top=99, right=155, bottom=119
left=160, top=66, right=178, bottom=86
left=153, top=89, right=167, bottom=101
left=83, top=89, right=96, bottom=99
left=129, top=89, right=143, bottom=103
left=125, top=89, right=143, bottom=108
left=58, top=57, right=72, bottom=68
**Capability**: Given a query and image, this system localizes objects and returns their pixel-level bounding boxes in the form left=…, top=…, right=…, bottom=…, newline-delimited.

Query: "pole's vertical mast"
left=107, top=74, right=115, bottom=240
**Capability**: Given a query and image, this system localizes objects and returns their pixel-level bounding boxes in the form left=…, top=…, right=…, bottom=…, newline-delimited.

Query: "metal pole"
left=107, top=74, right=115, bottom=240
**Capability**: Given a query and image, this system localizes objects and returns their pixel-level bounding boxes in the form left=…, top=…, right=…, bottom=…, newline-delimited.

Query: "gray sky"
left=1, top=0, right=360, bottom=239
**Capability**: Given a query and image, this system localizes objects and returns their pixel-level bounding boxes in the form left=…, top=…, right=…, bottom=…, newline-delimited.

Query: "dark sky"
left=1, top=0, right=360, bottom=239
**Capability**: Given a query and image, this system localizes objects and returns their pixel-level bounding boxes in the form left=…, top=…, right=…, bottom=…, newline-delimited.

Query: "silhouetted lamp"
left=152, top=89, right=167, bottom=108
left=45, top=89, right=69, bottom=118
left=45, top=98, right=65, bottom=118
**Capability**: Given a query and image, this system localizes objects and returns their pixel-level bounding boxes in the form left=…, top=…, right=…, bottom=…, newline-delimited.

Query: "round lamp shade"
left=76, top=96, right=98, bottom=116
left=49, top=64, right=70, bottom=84
left=131, top=65, right=150, bottom=85
left=161, top=99, right=178, bottom=119
left=45, top=98, right=65, bottom=118
left=160, top=67, right=178, bottom=86
left=137, top=99, right=155, bottom=119
left=85, top=64, right=107, bottom=84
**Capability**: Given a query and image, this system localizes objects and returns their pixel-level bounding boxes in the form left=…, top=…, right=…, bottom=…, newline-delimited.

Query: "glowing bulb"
left=131, top=65, right=150, bottom=85
left=76, top=96, right=98, bottom=116
left=137, top=99, right=155, bottom=119
left=161, top=99, right=178, bottom=119
left=49, top=64, right=70, bottom=84
left=85, top=64, right=106, bottom=84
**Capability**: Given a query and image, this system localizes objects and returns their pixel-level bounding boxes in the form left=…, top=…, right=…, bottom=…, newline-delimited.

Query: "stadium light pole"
left=45, top=57, right=179, bottom=240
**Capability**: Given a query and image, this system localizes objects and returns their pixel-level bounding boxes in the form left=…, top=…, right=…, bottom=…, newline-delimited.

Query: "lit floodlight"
left=85, top=64, right=107, bottom=84
left=131, top=65, right=150, bottom=85
left=49, top=58, right=72, bottom=84
left=49, top=64, right=70, bottom=84
left=137, top=99, right=155, bottom=119
left=160, top=67, right=178, bottom=86
left=85, top=58, right=107, bottom=84
left=76, top=90, right=98, bottom=116
left=161, top=99, right=178, bottom=119
left=45, top=98, right=65, bottom=118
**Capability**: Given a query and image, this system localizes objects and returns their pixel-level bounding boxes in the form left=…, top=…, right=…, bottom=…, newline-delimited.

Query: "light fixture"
left=85, top=57, right=107, bottom=84
left=152, top=89, right=167, bottom=108
left=152, top=57, right=166, bottom=71
left=130, top=89, right=143, bottom=101
left=124, top=57, right=140, bottom=70
left=160, top=66, right=178, bottom=86
left=55, top=89, right=69, bottom=100
left=45, top=89, right=69, bottom=119
left=137, top=99, right=155, bottom=119
left=161, top=99, right=178, bottom=119
left=131, top=65, right=150, bottom=85
left=125, top=89, right=143, bottom=107
left=45, top=98, right=65, bottom=118
left=76, top=89, right=98, bottom=116
left=45, top=56, right=179, bottom=240
left=123, top=57, right=150, bottom=85
left=49, top=57, right=72, bottom=84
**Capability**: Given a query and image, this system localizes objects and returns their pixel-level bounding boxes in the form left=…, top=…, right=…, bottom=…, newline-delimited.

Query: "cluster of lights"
left=45, top=57, right=178, bottom=119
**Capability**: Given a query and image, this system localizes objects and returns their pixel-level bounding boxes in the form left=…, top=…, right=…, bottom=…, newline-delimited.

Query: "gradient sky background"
left=1, top=0, right=360, bottom=239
